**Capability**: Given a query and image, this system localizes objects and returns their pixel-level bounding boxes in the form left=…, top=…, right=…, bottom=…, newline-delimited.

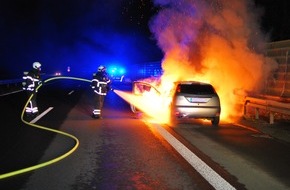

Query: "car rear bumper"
left=174, top=106, right=220, bottom=118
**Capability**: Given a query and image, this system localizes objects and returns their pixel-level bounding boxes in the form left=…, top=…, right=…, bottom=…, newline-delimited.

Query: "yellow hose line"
left=0, top=76, right=91, bottom=180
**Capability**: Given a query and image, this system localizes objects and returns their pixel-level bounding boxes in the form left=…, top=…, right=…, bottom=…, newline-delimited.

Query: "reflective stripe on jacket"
left=91, top=72, right=111, bottom=95
left=23, top=69, right=41, bottom=92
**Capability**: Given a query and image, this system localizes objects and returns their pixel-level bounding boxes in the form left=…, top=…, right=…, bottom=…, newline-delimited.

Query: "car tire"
left=211, top=116, right=220, bottom=126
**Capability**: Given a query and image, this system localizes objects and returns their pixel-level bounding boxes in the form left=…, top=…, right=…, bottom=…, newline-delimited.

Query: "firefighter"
left=91, top=65, right=111, bottom=119
left=22, top=62, right=42, bottom=118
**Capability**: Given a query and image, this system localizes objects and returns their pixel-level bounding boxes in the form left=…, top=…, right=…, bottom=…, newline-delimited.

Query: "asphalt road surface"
left=1, top=79, right=290, bottom=190
left=0, top=80, right=210, bottom=189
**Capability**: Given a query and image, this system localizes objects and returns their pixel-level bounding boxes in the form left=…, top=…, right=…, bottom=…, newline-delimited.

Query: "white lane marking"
left=0, top=89, right=24, bottom=97
left=30, top=107, right=54, bottom=124
left=150, top=123, right=236, bottom=190
left=68, top=90, right=74, bottom=95
left=251, top=134, right=272, bottom=139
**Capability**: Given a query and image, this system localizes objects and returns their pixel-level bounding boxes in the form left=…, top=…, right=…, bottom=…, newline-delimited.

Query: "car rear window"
left=177, top=84, right=216, bottom=95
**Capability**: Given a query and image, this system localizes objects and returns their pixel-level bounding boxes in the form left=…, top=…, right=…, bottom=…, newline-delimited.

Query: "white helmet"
left=33, top=62, right=41, bottom=69
left=98, top=65, right=106, bottom=72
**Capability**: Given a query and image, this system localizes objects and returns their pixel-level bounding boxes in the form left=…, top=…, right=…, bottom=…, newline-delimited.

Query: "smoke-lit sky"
left=0, top=0, right=289, bottom=79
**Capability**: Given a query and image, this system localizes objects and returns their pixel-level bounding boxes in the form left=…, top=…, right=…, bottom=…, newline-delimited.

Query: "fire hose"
left=0, top=76, right=91, bottom=179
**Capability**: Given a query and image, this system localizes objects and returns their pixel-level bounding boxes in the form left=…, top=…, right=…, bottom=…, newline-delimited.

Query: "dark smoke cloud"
left=150, top=0, right=276, bottom=87
left=149, top=0, right=278, bottom=120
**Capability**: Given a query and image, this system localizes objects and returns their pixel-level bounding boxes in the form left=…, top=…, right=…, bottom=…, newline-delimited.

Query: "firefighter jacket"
left=91, top=71, right=111, bottom=95
left=22, top=68, right=41, bottom=93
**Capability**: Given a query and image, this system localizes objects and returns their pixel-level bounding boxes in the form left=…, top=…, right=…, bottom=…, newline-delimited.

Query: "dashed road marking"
left=68, top=90, right=74, bottom=95
left=30, top=107, right=54, bottom=124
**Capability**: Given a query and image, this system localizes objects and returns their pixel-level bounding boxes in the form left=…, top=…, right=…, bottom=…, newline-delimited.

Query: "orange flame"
left=147, top=0, right=277, bottom=123
left=114, top=89, right=171, bottom=124
left=115, top=0, right=278, bottom=125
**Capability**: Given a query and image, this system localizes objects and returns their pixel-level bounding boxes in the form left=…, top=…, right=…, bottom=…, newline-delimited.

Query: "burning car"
left=172, top=81, right=221, bottom=125
left=131, top=80, right=221, bottom=126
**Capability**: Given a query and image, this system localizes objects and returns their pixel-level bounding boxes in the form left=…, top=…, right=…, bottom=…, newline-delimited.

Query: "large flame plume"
left=145, top=0, right=277, bottom=123
left=114, top=0, right=277, bottom=125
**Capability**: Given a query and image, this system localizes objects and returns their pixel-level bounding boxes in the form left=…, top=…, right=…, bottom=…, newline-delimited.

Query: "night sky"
left=254, top=0, right=290, bottom=41
left=0, top=0, right=161, bottom=78
left=0, top=0, right=289, bottom=79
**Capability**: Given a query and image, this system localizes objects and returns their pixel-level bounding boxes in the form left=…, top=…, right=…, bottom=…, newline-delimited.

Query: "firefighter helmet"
left=98, top=65, right=106, bottom=72
left=33, top=62, right=42, bottom=69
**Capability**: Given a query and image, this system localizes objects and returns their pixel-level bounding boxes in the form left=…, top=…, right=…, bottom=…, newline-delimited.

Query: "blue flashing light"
left=110, top=68, right=117, bottom=74
left=119, top=68, right=125, bottom=74
left=107, top=66, right=126, bottom=76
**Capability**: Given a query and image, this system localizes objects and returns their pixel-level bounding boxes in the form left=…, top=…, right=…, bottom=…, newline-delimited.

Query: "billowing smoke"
left=149, top=0, right=277, bottom=121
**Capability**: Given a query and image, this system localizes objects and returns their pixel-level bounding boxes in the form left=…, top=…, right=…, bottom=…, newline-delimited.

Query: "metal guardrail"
left=0, top=79, right=23, bottom=96
left=244, top=96, right=290, bottom=124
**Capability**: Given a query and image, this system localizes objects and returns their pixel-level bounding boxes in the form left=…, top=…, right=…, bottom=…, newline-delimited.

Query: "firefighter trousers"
left=25, top=91, right=39, bottom=115
left=93, top=93, right=105, bottom=117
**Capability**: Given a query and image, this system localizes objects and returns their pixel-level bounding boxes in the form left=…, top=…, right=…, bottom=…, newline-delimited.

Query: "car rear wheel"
left=211, top=116, right=220, bottom=126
